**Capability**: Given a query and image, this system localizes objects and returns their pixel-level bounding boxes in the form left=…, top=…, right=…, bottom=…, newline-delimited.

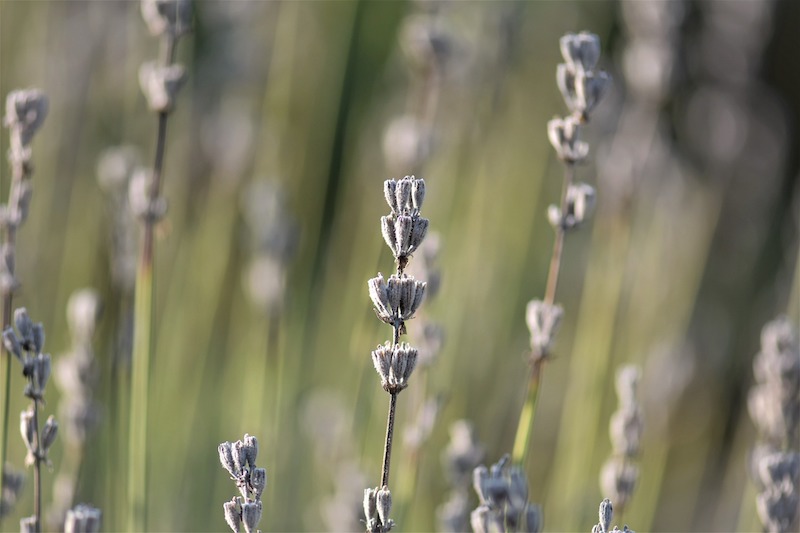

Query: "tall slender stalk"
left=0, top=89, right=48, bottom=524
left=128, top=2, right=191, bottom=529
left=509, top=32, right=610, bottom=472
left=364, top=177, right=429, bottom=532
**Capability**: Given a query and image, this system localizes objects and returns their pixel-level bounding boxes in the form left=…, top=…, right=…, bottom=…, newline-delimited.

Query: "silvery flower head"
left=526, top=300, right=564, bottom=359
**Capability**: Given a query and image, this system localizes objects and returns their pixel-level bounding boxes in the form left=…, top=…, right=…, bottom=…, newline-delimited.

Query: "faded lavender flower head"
left=139, top=62, right=187, bottom=114
left=748, top=316, right=800, bottom=532
left=471, top=455, right=542, bottom=533
left=556, top=32, right=611, bottom=121
left=381, top=176, right=429, bottom=271
left=219, top=434, right=266, bottom=533
left=601, top=366, right=643, bottom=512
left=4, top=89, right=48, bottom=166
left=526, top=300, right=563, bottom=361
left=364, top=486, right=395, bottom=533
left=64, top=504, right=101, bottom=533
left=590, top=498, right=634, bottom=533
left=437, top=420, right=485, bottom=532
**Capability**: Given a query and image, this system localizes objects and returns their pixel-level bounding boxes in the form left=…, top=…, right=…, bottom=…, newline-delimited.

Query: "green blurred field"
left=0, top=1, right=798, bottom=531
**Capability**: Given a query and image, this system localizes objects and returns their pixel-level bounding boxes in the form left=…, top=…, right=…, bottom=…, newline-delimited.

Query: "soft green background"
left=0, top=0, right=798, bottom=531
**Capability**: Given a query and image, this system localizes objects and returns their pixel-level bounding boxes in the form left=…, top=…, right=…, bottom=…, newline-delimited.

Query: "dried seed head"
left=40, top=415, right=58, bottom=453
left=141, top=0, right=193, bottom=38
left=31, top=323, right=45, bottom=354
left=243, top=433, right=259, bottom=468
left=524, top=503, right=542, bottom=533
left=219, top=442, right=236, bottom=478
left=368, top=274, right=393, bottom=324
left=4, top=89, right=48, bottom=149
left=20, top=408, right=35, bottom=464
left=139, top=62, right=187, bottom=114
left=231, top=440, right=246, bottom=476
left=8, top=180, right=33, bottom=228
left=560, top=32, right=601, bottom=72
left=364, top=487, right=378, bottom=525
left=3, top=328, right=21, bottom=361
left=547, top=116, right=589, bottom=164
left=371, top=343, right=418, bottom=393
left=14, top=308, right=33, bottom=347
left=376, top=486, right=392, bottom=528
left=526, top=300, right=564, bottom=359
left=575, top=68, right=611, bottom=117
left=64, top=504, right=102, bottom=533
left=395, top=179, right=413, bottom=213
left=470, top=505, right=494, bottom=533
left=599, top=498, right=613, bottom=533
left=241, top=501, right=262, bottom=533
left=33, top=354, right=52, bottom=396
left=250, top=467, right=267, bottom=501
left=384, top=180, right=399, bottom=214
left=223, top=497, right=242, bottom=533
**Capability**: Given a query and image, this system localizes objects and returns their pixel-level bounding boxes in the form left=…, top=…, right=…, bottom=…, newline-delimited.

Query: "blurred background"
left=0, top=0, right=798, bottom=531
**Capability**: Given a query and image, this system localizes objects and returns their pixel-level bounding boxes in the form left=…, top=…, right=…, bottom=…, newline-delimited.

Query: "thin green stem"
left=127, top=32, right=178, bottom=531
left=512, top=162, right=574, bottom=467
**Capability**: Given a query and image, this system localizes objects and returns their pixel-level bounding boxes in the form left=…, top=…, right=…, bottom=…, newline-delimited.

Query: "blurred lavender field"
left=0, top=0, right=798, bottom=531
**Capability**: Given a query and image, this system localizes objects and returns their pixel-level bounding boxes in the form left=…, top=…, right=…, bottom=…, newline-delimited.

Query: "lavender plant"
left=219, top=434, right=267, bottom=533
left=364, top=176, right=429, bottom=532
left=0, top=89, right=48, bottom=519
left=600, top=366, right=643, bottom=520
left=128, top=1, right=191, bottom=529
left=3, top=308, right=58, bottom=532
left=49, top=289, right=103, bottom=529
left=747, top=316, right=799, bottom=532
left=470, top=455, right=541, bottom=533
left=511, top=31, right=609, bottom=466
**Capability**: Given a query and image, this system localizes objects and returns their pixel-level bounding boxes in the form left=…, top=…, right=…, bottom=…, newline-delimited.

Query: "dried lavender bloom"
left=368, top=273, right=426, bottom=328
left=755, top=451, right=800, bottom=533
left=364, top=486, right=395, bottom=533
left=138, top=62, right=187, bottom=114
left=590, top=498, right=634, bottom=533
left=601, top=366, right=643, bottom=511
left=64, top=504, right=101, bottom=533
left=556, top=32, right=610, bottom=120
left=525, top=300, right=563, bottom=360
left=371, top=343, right=419, bottom=394
left=219, top=434, right=266, bottom=533
left=4, top=89, right=48, bottom=162
left=471, top=455, right=541, bottom=532
left=749, top=316, right=800, bottom=447
left=40, top=416, right=58, bottom=454
left=381, top=176, right=429, bottom=269
left=128, top=168, right=167, bottom=222
left=548, top=183, right=596, bottom=230
left=547, top=116, right=589, bottom=163
left=141, top=0, right=193, bottom=38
